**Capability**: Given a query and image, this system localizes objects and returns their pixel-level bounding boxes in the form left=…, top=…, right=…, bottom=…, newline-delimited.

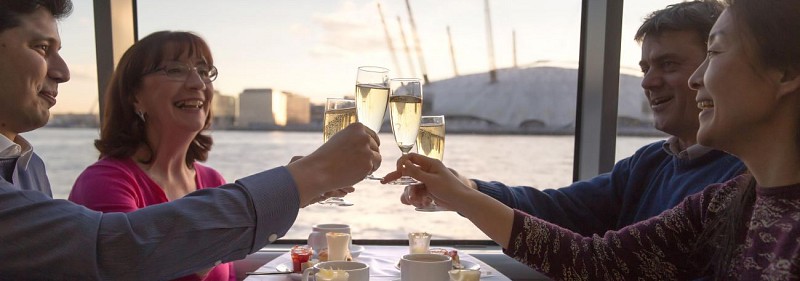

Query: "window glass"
left=134, top=0, right=583, bottom=240
left=26, top=1, right=100, bottom=199
left=41, top=0, right=583, bottom=241
left=616, top=0, right=682, bottom=161
left=56, top=1, right=98, bottom=117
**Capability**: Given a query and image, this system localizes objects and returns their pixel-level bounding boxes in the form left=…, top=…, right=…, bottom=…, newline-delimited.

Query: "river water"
left=23, top=128, right=662, bottom=240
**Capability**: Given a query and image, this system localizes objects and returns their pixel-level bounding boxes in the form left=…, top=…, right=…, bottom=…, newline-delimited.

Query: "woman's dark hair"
left=726, top=0, right=800, bottom=72
left=694, top=177, right=756, bottom=279
left=0, top=0, right=73, bottom=32
left=694, top=0, right=800, bottom=279
left=95, top=31, right=215, bottom=167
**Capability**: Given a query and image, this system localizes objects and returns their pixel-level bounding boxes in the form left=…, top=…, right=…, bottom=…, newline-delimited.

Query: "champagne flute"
left=355, top=66, right=390, bottom=180
left=387, top=78, right=423, bottom=185
left=320, top=98, right=358, bottom=206
left=414, top=115, right=446, bottom=211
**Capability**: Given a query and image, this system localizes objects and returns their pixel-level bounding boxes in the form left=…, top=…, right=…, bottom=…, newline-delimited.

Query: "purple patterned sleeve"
left=502, top=181, right=739, bottom=280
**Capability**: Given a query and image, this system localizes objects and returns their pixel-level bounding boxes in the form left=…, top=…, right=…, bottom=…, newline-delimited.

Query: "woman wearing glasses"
left=68, top=31, right=233, bottom=281
left=386, top=0, right=800, bottom=279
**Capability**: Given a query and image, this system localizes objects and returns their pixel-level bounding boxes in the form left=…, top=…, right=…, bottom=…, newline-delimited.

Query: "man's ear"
left=777, top=68, right=800, bottom=98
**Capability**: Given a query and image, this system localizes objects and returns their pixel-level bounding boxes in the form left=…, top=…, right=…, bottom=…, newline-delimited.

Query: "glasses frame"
left=144, top=61, right=218, bottom=83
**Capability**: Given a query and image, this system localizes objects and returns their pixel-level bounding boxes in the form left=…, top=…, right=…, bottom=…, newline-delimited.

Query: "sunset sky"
left=53, top=0, right=678, bottom=114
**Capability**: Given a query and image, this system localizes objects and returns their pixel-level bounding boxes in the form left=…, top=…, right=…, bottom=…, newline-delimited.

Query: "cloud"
left=309, top=0, right=386, bottom=58
left=289, top=24, right=311, bottom=37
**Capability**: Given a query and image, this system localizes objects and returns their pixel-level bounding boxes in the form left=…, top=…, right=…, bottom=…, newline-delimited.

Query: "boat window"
left=47, top=1, right=701, bottom=243
left=615, top=0, right=681, bottom=160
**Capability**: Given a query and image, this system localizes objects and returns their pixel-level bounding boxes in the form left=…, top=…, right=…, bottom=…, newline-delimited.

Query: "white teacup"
left=400, top=253, right=452, bottom=281
left=302, top=261, right=369, bottom=281
left=307, top=224, right=351, bottom=253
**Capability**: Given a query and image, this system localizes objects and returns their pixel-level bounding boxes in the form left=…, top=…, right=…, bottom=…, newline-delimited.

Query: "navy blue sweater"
left=0, top=153, right=51, bottom=196
left=476, top=140, right=745, bottom=236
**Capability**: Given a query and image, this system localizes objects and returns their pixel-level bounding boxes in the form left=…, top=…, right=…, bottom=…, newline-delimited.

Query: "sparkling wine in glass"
left=414, top=115, right=447, bottom=211
left=320, top=98, right=358, bottom=206
left=387, top=78, right=423, bottom=185
left=355, top=66, right=390, bottom=180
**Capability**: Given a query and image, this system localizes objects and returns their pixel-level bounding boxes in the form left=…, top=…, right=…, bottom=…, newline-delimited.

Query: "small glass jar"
left=290, top=245, right=313, bottom=272
left=408, top=232, right=432, bottom=254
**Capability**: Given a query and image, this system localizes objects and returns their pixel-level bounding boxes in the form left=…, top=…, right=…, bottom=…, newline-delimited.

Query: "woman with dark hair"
left=385, top=0, right=800, bottom=279
left=68, top=31, right=234, bottom=281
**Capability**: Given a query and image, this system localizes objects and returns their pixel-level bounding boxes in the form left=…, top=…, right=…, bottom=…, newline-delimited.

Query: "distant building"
left=237, top=88, right=311, bottom=129
left=211, top=90, right=236, bottom=129
left=285, top=92, right=310, bottom=125
left=238, top=88, right=278, bottom=129
left=47, top=113, right=99, bottom=128
left=424, top=64, right=655, bottom=134
left=309, top=103, right=325, bottom=127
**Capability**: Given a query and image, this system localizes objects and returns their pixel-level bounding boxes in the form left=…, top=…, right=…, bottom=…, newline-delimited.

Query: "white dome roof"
left=423, top=65, right=650, bottom=132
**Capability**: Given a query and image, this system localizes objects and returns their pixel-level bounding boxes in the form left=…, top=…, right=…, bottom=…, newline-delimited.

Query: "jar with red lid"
left=290, top=245, right=313, bottom=272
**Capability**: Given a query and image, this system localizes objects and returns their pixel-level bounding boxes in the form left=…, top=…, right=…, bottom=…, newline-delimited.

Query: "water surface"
left=24, top=128, right=661, bottom=240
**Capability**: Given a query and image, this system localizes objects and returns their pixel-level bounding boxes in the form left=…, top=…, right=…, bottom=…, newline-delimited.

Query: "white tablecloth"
left=243, top=245, right=511, bottom=281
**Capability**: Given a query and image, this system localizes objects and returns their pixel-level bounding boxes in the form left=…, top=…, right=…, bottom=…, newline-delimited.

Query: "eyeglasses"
left=145, top=61, right=218, bottom=83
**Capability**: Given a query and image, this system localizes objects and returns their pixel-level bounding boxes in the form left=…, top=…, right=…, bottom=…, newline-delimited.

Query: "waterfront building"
left=211, top=90, right=236, bottom=129
left=237, top=88, right=311, bottom=129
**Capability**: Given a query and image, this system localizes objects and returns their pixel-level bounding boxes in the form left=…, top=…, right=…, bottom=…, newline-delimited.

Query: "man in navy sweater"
left=401, top=0, right=745, bottom=236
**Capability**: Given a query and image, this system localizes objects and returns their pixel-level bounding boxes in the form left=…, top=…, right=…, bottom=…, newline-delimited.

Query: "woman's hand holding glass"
left=412, top=115, right=446, bottom=211
left=397, top=167, right=477, bottom=212
left=383, top=153, right=475, bottom=213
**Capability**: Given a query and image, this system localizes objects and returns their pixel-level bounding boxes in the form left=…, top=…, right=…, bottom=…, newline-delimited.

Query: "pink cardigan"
left=69, top=157, right=235, bottom=281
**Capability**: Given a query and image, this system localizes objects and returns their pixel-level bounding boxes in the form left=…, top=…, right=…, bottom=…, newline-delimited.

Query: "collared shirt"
left=661, top=136, right=713, bottom=161
left=0, top=134, right=33, bottom=171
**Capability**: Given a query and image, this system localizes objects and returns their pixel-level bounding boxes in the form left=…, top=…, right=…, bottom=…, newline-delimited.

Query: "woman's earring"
left=136, top=110, right=146, bottom=122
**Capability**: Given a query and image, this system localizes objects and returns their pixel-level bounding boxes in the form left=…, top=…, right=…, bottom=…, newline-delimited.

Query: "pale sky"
left=53, top=0, right=680, bottom=114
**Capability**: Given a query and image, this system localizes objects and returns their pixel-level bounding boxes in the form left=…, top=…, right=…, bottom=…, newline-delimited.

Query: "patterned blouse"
left=503, top=174, right=800, bottom=280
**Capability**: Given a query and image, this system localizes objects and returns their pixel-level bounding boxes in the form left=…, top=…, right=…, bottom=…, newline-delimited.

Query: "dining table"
left=243, top=245, right=514, bottom=281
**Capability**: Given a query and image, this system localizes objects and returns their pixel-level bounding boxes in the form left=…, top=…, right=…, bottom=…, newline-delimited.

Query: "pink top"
left=69, top=157, right=235, bottom=281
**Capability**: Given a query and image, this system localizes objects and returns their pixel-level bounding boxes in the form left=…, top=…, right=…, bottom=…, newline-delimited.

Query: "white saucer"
left=459, top=260, right=481, bottom=270
left=279, top=246, right=365, bottom=280
left=303, top=244, right=365, bottom=258
left=275, top=263, right=293, bottom=273
left=350, top=244, right=365, bottom=258
left=257, top=262, right=301, bottom=280
left=395, top=260, right=480, bottom=270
